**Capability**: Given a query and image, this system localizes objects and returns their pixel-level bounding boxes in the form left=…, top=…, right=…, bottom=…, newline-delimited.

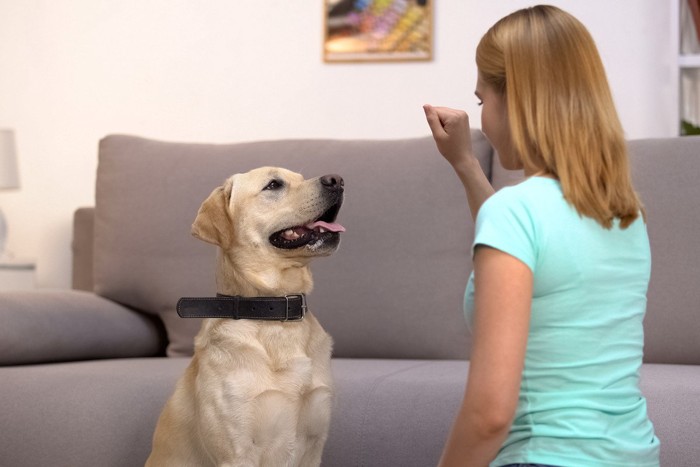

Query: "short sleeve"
left=473, top=187, right=538, bottom=272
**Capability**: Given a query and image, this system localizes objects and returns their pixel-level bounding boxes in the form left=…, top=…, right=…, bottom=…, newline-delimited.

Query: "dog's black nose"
left=321, top=174, right=344, bottom=190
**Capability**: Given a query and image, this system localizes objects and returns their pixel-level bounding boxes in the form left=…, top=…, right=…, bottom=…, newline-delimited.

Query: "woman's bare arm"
left=438, top=246, right=532, bottom=467
left=424, top=105, right=495, bottom=221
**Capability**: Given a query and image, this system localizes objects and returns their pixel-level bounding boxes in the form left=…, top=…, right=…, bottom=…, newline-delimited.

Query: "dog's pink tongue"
left=306, top=221, right=346, bottom=233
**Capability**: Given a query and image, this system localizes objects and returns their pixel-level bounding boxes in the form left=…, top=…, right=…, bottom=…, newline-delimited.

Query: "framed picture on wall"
left=323, top=0, right=433, bottom=63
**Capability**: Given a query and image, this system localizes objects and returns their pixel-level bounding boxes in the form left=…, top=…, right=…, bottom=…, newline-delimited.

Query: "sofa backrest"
left=487, top=136, right=700, bottom=365
left=93, top=133, right=494, bottom=359
left=628, top=136, right=700, bottom=365
left=90, top=133, right=700, bottom=364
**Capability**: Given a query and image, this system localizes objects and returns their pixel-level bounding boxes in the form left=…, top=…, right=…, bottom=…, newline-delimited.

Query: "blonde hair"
left=476, top=5, right=643, bottom=228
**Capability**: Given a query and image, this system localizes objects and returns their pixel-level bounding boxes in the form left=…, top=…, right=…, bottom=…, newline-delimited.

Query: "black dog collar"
left=177, top=293, right=306, bottom=321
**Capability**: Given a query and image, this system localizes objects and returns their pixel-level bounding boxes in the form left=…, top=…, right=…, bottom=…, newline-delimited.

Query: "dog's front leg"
left=196, top=397, right=257, bottom=467
left=198, top=387, right=300, bottom=467
left=194, top=365, right=265, bottom=467
left=293, top=385, right=333, bottom=467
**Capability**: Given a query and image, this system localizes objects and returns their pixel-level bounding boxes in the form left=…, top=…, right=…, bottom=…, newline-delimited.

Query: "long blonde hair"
left=476, top=5, right=643, bottom=228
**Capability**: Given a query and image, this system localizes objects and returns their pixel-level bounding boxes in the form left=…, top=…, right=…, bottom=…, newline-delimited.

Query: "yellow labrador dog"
left=146, top=167, right=344, bottom=467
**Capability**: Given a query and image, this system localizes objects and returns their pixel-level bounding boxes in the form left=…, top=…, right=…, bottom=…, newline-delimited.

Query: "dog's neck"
left=215, top=249, right=314, bottom=297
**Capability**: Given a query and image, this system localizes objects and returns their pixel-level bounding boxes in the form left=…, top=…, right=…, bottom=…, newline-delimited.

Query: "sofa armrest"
left=72, top=207, right=95, bottom=292
left=0, top=290, right=165, bottom=365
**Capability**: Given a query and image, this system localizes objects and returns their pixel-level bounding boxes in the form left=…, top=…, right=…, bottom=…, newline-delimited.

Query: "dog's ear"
left=191, top=179, right=234, bottom=247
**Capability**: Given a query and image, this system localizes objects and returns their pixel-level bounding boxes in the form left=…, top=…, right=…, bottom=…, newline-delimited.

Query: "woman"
left=424, top=5, right=660, bottom=467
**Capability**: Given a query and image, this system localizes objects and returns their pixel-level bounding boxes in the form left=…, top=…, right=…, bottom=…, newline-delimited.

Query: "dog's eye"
left=263, top=179, right=284, bottom=191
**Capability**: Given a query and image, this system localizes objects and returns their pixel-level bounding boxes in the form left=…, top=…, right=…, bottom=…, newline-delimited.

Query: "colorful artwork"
left=324, top=0, right=432, bottom=62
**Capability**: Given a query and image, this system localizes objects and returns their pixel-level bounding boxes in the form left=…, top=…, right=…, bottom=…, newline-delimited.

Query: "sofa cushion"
left=2, top=359, right=695, bottom=467
left=94, top=133, right=493, bottom=358
left=628, top=136, right=700, bottom=364
left=0, top=358, right=189, bottom=467
left=491, top=137, right=700, bottom=365
left=639, top=363, right=700, bottom=467
left=324, top=359, right=465, bottom=466
left=0, top=290, right=164, bottom=365
left=72, top=207, right=95, bottom=292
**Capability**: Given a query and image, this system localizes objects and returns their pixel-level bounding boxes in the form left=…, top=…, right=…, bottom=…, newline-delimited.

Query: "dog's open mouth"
left=269, top=201, right=345, bottom=250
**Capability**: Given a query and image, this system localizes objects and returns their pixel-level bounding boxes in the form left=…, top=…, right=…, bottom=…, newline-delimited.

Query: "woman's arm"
left=438, top=246, right=533, bottom=467
left=424, top=105, right=495, bottom=221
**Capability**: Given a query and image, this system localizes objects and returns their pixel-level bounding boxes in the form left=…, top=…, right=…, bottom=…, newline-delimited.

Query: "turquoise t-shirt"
left=464, top=177, right=660, bottom=467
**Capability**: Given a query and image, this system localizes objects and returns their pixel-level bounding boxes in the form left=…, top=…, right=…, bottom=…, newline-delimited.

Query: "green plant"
left=681, top=120, right=700, bottom=136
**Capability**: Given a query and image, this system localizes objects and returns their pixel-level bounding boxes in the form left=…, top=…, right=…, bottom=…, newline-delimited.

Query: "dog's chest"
left=258, top=323, right=327, bottom=391
left=202, top=318, right=331, bottom=397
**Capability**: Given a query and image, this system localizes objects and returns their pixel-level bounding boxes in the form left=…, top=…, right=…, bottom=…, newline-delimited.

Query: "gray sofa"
left=1, top=133, right=699, bottom=467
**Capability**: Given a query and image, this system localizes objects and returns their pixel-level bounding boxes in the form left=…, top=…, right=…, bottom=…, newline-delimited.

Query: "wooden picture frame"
left=323, top=0, right=433, bottom=63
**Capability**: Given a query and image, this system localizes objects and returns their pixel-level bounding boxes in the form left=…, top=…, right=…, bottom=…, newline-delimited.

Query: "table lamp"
left=0, top=129, right=20, bottom=260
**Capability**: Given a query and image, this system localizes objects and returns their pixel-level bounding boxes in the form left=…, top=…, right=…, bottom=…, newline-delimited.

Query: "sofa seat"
left=1, top=357, right=467, bottom=466
left=3, top=357, right=698, bottom=466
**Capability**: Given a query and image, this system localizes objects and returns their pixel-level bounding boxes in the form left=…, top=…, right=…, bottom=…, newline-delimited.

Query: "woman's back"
left=465, top=176, right=659, bottom=466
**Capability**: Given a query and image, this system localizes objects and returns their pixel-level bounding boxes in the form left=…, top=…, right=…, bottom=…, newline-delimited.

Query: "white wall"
left=0, top=0, right=674, bottom=288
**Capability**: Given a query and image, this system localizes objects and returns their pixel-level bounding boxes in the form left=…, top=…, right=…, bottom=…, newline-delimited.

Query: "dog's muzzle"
left=269, top=174, right=345, bottom=250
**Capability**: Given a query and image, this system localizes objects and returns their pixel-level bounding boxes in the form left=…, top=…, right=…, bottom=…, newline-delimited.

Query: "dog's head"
left=191, top=167, right=345, bottom=259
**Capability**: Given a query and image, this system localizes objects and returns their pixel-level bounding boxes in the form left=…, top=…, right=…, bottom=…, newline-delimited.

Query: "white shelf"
left=0, top=258, right=36, bottom=291
left=679, top=54, right=700, bottom=68
left=674, top=0, right=700, bottom=134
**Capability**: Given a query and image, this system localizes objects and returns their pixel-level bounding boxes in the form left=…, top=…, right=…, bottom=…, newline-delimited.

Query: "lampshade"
left=0, top=129, right=20, bottom=190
